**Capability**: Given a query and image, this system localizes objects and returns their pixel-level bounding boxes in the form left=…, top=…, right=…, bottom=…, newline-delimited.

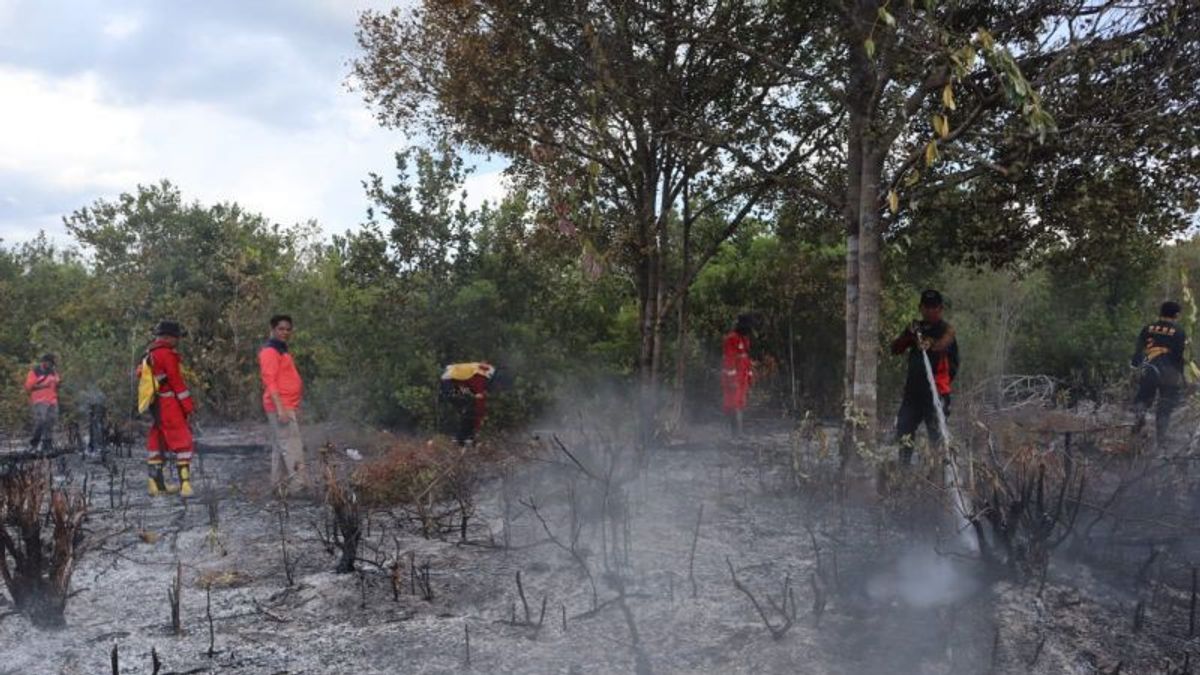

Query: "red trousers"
left=147, top=398, right=193, bottom=463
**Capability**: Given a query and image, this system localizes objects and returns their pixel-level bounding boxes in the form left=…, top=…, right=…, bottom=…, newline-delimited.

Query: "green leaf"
left=878, top=7, right=896, bottom=27
left=864, top=38, right=876, bottom=58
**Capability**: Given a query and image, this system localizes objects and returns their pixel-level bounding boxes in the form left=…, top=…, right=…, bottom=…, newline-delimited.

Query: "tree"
left=677, top=0, right=1200, bottom=451
left=64, top=181, right=311, bottom=418
left=353, top=1, right=816, bottom=428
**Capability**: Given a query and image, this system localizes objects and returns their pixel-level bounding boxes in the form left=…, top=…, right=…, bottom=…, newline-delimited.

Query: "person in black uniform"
left=1132, top=301, right=1188, bottom=446
left=890, top=289, right=959, bottom=465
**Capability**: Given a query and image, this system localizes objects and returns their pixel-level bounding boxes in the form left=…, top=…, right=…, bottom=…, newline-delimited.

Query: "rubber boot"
left=147, top=462, right=178, bottom=496
left=178, top=462, right=193, bottom=498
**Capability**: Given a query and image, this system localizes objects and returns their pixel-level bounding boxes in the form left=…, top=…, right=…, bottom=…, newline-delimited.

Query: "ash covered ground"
left=1, top=413, right=1197, bottom=674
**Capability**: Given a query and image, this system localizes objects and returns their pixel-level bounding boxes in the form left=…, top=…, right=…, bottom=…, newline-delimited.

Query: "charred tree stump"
left=0, top=462, right=87, bottom=628
left=323, top=465, right=361, bottom=574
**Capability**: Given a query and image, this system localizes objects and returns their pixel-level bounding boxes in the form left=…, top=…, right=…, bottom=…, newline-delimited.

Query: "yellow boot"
left=179, top=463, right=193, bottom=498
left=148, top=462, right=178, bottom=496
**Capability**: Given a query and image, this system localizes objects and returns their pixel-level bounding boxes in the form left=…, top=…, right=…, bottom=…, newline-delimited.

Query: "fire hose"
left=917, top=330, right=975, bottom=548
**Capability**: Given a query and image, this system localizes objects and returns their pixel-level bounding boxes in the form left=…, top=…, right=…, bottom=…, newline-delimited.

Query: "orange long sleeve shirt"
left=24, top=368, right=60, bottom=406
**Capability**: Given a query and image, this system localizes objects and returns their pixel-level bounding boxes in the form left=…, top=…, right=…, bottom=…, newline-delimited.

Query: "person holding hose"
left=890, top=290, right=959, bottom=465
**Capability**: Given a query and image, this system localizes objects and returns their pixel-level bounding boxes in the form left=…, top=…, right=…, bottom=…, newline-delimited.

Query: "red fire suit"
left=721, top=331, right=753, bottom=413
left=142, top=339, right=195, bottom=464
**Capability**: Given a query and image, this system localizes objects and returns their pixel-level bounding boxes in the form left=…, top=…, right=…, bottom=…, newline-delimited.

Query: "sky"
left=0, top=0, right=507, bottom=243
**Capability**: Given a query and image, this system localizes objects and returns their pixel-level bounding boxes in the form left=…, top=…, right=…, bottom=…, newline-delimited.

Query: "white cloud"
left=462, top=170, right=509, bottom=211
left=0, top=67, right=144, bottom=191
left=0, top=63, right=511, bottom=241
left=0, top=1, right=510, bottom=244
left=101, top=13, right=143, bottom=41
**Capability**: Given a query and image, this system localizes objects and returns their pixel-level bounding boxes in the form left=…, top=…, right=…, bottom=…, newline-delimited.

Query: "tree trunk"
left=840, top=107, right=865, bottom=466
left=670, top=172, right=694, bottom=432
left=851, top=148, right=885, bottom=443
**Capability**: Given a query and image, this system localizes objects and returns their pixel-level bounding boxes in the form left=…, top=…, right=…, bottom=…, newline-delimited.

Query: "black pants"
left=1134, top=365, right=1183, bottom=443
left=896, top=394, right=951, bottom=465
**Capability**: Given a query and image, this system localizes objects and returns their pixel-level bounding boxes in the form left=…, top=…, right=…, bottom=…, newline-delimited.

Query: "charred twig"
left=110, top=643, right=118, bottom=675
left=726, top=557, right=793, bottom=639
left=464, top=622, right=471, bottom=666
left=688, top=504, right=703, bottom=599
left=416, top=560, right=434, bottom=602
left=205, top=583, right=215, bottom=658
left=167, top=561, right=183, bottom=635
left=152, top=646, right=162, bottom=675
left=278, top=510, right=295, bottom=587
left=251, top=599, right=288, bottom=623
left=1190, top=567, right=1197, bottom=637
left=1027, top=634, right=1046, bottom=668
left=516, top=570, right=532, bottom=624
left=521, top=496, right=597, bottom=610
left=552, top=435, right=598, bottom=481
left=810, top=572, right=826, bottom=626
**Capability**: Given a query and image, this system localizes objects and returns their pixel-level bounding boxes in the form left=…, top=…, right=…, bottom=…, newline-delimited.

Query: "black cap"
left=153, top=320, right=188, bottom=338
left=1161, top=301, right=1182, bottom=318
left=919, top=289, right=944, bottom=307
left=40, top=353, right=55, bottom=363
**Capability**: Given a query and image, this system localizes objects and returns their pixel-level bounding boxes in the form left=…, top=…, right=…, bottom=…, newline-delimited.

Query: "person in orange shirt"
left=24, top=353, right=60, bottom=452
left=142, top=322, right=196, bottom=496
left=721, top=315, right=754, bottom=437
left=258, top=314, right=308, bottom=493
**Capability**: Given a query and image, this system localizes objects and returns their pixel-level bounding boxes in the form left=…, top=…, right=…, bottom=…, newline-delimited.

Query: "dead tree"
left=0, top=462, right=87, bottom=628
left=970, top=434, right=1086, bottom=577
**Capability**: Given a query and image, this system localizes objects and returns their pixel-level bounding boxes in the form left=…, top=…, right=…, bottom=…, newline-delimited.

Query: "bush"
left=353, top=436, right=499, bottom=539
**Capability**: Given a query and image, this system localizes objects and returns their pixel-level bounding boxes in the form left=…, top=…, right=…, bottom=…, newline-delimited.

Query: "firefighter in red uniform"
left=143, top=321, right=196, bottom=496
left=721, top=314, right=755, bottom=436
left=440, top=362, right=508, bottom=444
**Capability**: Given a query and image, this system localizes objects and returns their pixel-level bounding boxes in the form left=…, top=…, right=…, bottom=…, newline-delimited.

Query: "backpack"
left=136, top=354, right=156, bottom=414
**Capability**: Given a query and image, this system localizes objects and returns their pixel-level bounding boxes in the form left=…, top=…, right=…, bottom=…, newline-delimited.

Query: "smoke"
left=867, top=547, right=981, bottom=609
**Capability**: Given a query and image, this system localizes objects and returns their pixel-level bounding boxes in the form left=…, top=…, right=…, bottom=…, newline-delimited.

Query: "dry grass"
left=351, top=435, right=510, bottom=539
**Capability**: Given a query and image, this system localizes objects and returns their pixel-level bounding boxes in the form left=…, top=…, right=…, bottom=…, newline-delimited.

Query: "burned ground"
left=1, top=409, right=1198, bottom=674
